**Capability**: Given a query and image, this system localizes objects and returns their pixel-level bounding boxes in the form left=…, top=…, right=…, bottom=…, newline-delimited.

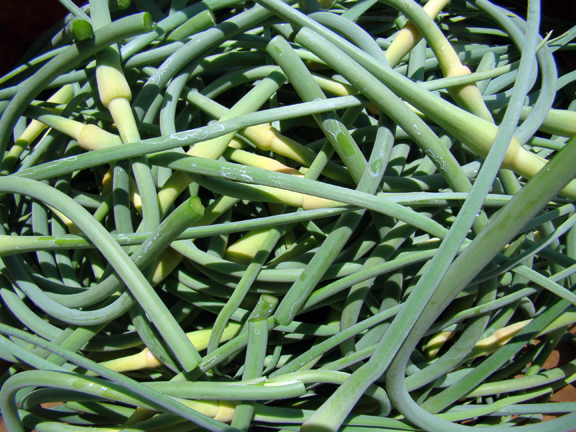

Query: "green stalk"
left=157, top=70, right=287, bottom=215
left=0, top=207, right=350, bottom=256
left=382, top=0, right=493, bottom=122
left=91, top=0, right=160, bottom=233
left=0, top=177, right=203, bottom=372
left=253, top=0, right=576, bottom=199
left=267, top=35, right=367, bottom=184
left=385, top=0, right=449, bottom=67
left=0, top=326, right=242, bottom=432
left=0, top=12, right=153, bottom=158
left=231, top=318, right=269, bottom=429
left=13, top=95, right=366, bottom=181
left=387, top=131, right=576, bottom=431
left=295, top=27, right=576, bottom=200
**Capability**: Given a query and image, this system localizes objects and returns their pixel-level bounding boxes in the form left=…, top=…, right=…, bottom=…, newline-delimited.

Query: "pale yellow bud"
left=77, top=124, right=123, bottom=151
left=96, top=47, right=132, bottom=108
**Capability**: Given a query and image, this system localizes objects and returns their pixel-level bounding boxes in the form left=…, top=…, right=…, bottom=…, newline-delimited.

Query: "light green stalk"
left=23, top=105, right=123, bottom=151
left=2, top=85, right=75, bottom=172
left=383, top=0, right=494, bottom=122
left=385, top=0, right=450, bottom=67
left=91, top=0, right=160, bottom=232
left=99, top=323, right=241, bottom=373
left=295, top=27, right=576, bottom=200
left=157, top=72, right=286, bottom=215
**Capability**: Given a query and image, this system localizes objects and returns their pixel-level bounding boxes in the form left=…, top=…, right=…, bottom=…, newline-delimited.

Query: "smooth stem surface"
left=385, top=0, right=449, bottom=67
left=386, top=128, right=576, bottom=431
left=267, top=35, right=367, bottom=184
left=0, top=12, right=153, bottom=158
left=381, top=0, right=493, bottom=122
left=0, top=178, right=202, bottom=372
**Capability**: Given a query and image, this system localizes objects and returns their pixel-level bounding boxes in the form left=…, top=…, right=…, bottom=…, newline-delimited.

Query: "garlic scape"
left=518, top=106, right=576, bottom=138
left=296, top=27, right=576, bottom=200
left=98, top=322, right=241, bottom=373
left=157, top=75, right=352, bottom=216
left=384, top=0, right=494, bottom=123
left=2, top=85, right=75, bottom=172
left=95, top=45, right=140, bottom=144
left=21, top=105, right=122, bottom=151
left=385, top=0, right=450, bottom=68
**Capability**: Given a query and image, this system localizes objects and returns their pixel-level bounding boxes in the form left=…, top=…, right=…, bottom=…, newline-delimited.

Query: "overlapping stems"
left=0, top=0, right=575, bottom=431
